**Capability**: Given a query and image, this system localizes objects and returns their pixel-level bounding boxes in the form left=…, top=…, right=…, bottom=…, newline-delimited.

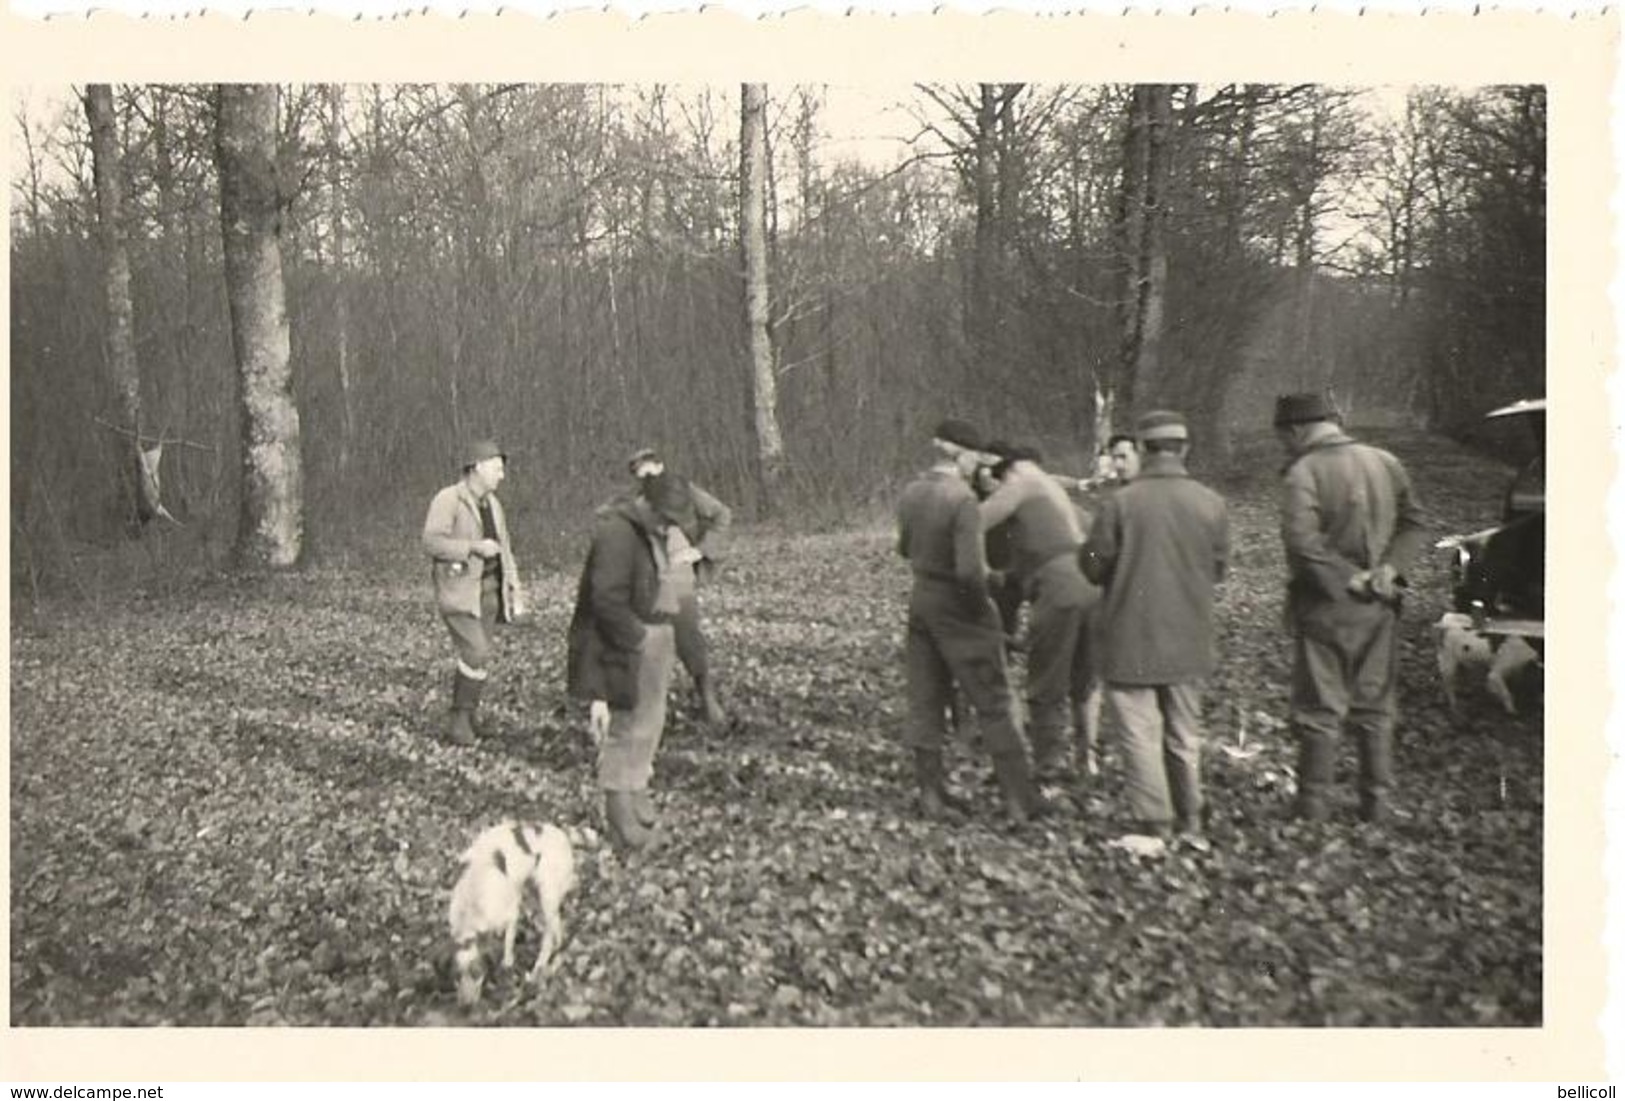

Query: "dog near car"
left=447, top=819, right=583, bottom=1006
left=1434, top=612, right=1542, bottom=717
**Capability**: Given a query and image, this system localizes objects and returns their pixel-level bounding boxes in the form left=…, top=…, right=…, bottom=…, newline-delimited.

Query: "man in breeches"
left=422, top=440, right=523, bottom=746
left=1274, top=393, right=1428, bottom=824
left=977, top=443, right=1099, bottom=781
left=897, top=420, right=1045, bottom=824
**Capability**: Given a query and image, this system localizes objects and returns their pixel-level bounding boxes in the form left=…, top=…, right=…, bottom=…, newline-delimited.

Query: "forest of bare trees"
left=9, top=83, right=1545, bottom=583
left=8, top=81, right=1556, bottom=1031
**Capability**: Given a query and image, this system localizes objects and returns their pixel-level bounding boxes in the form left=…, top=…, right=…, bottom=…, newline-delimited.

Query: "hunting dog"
left=1434, top=612, right=1543, bottom=717
left=448, top=819, right=581, bottom=1006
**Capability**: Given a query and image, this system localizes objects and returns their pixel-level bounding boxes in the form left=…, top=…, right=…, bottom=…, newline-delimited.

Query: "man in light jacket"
left=422, top=439, right=523, bottom=746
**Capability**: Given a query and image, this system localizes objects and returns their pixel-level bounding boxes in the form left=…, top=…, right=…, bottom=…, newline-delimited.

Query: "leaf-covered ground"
left=9, top=429, right=1541, bottom=1027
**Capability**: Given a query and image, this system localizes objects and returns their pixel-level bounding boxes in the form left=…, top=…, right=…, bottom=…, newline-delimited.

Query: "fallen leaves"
left=8, top=429, right=1542, bottom=1027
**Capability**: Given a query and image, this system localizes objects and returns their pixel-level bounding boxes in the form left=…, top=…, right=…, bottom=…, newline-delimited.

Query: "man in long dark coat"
left=1080, top=411, right=1229, bottom=841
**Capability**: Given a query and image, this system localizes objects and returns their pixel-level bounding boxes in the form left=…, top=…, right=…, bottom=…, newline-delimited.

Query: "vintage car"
left=1437, top=398, right=1545, bottom=640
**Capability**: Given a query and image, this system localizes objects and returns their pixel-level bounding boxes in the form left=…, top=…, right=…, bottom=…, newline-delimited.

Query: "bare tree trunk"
left=326, top=84, right=354, bottom=481
left=84, top=84, right=148, bottom=523
left=1136, top=85, right=1173, bottom=406
left=1296, top=214, right=1316, bottom=390
left=216, top=85, right=303, bottom=569
left=1294, top=110, right=1321, bottom=390
left=1111, top=85, right=1176, bottom=413
left=606, top=238, right=634, bottom=432
left=150, top=89, right=186, bottom=431
left=740, top=83, right=784, bottom=513
left=1091, top=376, right=1115, bottom=465
left=968, top=84, right=1000, bottom=383
left=1114, top=87, right=1148, bottom=415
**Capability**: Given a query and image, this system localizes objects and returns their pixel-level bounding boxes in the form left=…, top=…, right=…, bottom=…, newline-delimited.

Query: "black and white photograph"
left=2, top=9, right=1613, bottom=1083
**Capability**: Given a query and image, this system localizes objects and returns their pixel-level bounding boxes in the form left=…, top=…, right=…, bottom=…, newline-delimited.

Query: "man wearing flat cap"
left=626, top=447, right=734, bottom=729
left=1079, top=410, right=1228, bottom=842
left=1274, top=392, right=1427, bottom=824
left=422, top=439, right=524, bottom=746
left=896, top=419, right=1046, bottom=824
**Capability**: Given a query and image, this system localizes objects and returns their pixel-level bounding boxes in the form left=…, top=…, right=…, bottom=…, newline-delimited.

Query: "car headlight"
left=1447, top=544, right=1473, bottom=594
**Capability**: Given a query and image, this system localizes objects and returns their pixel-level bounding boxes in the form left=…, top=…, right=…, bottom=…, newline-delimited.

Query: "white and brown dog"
left=1434, top=612, right=1543, bottom=717
left=448, top=819, right=583, bottom=1006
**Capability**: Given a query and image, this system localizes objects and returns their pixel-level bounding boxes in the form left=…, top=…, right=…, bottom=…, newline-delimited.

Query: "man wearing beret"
left=1079, top=411, right=1228, bottom=841
left=977, top=441, right=1100, bottom=782
left=1274, top=393, right=1427, bottom=824
left=896, top=419, right=1046, bottom=824
left=422, top=439, right=525, bottom=746
left=626, top=448, right=734, bottom=729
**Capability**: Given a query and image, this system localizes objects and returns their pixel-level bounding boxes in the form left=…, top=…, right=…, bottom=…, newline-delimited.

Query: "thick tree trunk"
left=1115, top=89, right=1148, bottom=415
left=1116, top=84, right=1173, bottom=413
left=1138, top=239, right=1169, bottom=405
left=326, top=85, right=354, bottom=480
left=1138, top=86, right=1173, bottom=405
left=216, top=85, right=303, bottom=570
left=968, top=84, right=1000, bottom=381
left=740, top=83, right=784, bottom=513
left=151, top=90, right=191, bottom=445
left=84, top=84, right=148, bottom=522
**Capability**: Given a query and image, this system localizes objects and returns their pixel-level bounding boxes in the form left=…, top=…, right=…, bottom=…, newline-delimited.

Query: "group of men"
left=897, top=391, right=1425, bottom=841
left=418, top=387, right=1425, bottom=855
left=422, top=444, right=732, bottom=852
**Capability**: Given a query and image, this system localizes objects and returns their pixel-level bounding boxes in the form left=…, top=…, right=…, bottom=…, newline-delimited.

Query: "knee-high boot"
left=447, top=671, right=483, bottom=746
left=913, top=748, right=969, bottom=821
left=604, top=791, right=658, bottom=852
left=991, top=748, right=1050, bottom=824
left=694, top=673, right=728, bottom=729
